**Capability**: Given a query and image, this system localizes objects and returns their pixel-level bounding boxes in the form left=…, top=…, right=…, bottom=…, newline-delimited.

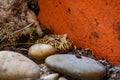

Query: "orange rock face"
left=38, top=0, right=120, bottom=65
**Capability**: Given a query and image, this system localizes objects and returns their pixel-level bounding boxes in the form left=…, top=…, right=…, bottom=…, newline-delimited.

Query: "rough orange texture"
left=38, top=0, right=120, bottom=65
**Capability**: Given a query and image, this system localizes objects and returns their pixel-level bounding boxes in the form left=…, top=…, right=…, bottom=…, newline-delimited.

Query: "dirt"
left=0, top=0, right=42, bottom=45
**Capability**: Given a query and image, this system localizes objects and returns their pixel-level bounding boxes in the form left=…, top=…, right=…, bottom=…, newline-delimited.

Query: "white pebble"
left=40, top=73, right=59, bottom=80
left=58, top=77, right=68, bottom=80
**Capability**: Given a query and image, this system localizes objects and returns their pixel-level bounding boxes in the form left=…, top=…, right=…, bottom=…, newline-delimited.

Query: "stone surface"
left=0, top=51, right=40, bottom=80
left=58, top=77, right=68, bottom=80
left=28, top=44, right=56, bottom=59
left=45, top=54, right=106, bottom=80
left=40, top=73, right=59, bottom=80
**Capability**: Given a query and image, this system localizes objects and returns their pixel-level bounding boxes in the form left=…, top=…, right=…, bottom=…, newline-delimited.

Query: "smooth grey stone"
left=45, top=54, right=106, bottom=80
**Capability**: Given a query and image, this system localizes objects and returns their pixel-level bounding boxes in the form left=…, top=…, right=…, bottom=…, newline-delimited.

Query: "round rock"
left=0, top=51, right=40, bottom=80
left=28, top=44, right=56, bottom=60
left=45, top=54, right=106, bottom=80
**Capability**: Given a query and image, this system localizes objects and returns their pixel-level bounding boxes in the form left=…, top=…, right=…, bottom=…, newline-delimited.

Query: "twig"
left=0, top=23, right=34, bottom=43
left=14, top=22, right=34, bottom=33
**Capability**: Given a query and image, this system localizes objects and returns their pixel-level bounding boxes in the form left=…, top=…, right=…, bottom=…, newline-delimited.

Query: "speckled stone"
left=45, top=54, right=106, bottom=80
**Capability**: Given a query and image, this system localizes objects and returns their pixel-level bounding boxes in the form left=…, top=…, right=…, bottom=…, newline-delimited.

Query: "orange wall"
left=38, top=0, right=120, bottom=65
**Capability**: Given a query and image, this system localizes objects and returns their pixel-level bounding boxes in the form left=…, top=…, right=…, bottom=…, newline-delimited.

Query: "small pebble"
left=108, top=66, right=120, bottom=80
left=40, top=73, right=59, bottom=80
left=28, top=44, right=56, bottom=59
left=58, top=77, right=68, bottom=80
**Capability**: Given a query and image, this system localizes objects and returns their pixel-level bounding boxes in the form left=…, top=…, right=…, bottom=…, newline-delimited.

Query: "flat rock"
left=45, top=54, right=106, bottom=80
left=0, top=51, right=40, bottom=80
